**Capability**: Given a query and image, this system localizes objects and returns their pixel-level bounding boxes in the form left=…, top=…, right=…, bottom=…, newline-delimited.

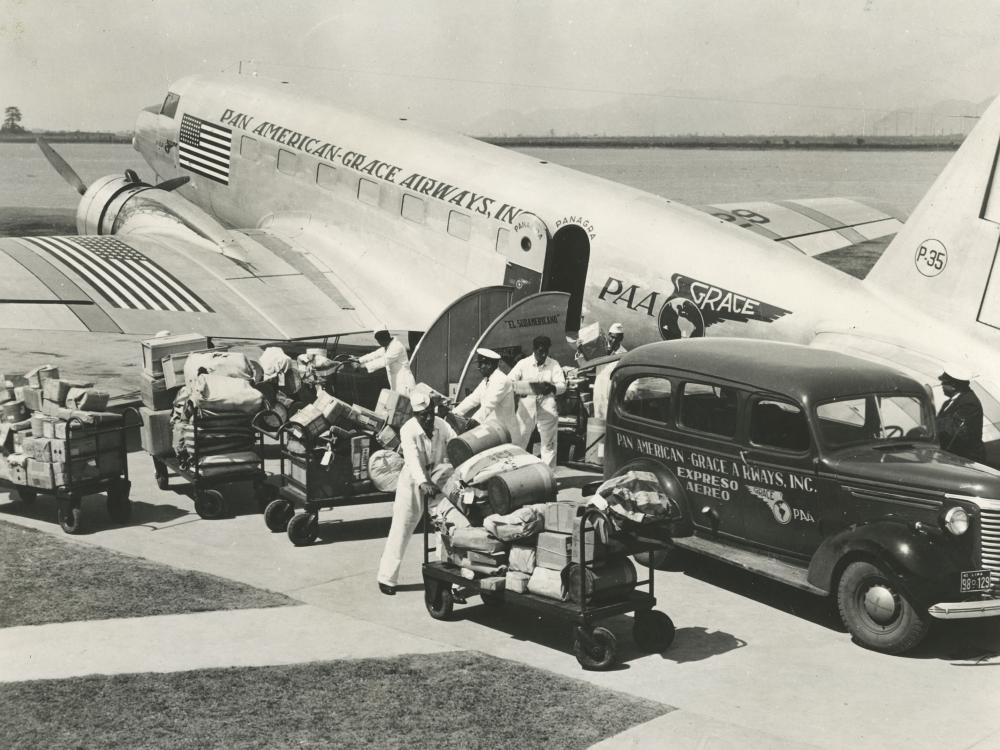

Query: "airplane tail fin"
left=865, top=94, right=1000, bottom=333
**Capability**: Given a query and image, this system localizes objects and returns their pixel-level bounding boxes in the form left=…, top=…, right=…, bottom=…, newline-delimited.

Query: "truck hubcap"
left=862, top=584, right=899, bottom=625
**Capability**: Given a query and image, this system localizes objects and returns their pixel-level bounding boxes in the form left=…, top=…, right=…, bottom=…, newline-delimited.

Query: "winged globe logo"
left=658, top=273, right=791, bottom=341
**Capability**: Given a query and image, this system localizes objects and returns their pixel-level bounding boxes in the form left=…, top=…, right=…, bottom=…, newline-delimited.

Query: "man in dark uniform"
left=935, top=366, right=985, bottom=462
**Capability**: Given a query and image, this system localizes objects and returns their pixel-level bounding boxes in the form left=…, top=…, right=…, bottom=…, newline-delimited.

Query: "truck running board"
left=672, top=535, right=828, bottom=596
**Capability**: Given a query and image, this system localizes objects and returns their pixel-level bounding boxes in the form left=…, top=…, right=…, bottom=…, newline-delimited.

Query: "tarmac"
left=2, top=452, right=999, bottom=750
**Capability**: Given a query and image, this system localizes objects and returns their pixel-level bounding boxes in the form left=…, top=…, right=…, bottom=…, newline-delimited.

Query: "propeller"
left=36, top=136, right=190, bottom=194
left=36, top=137, right=87, bottom=195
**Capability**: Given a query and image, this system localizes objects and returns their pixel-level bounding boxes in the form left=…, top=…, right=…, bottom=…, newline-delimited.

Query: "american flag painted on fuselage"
left=178, top=114, right=232, bottom=185
left=24, top=236, right=213, bottom=313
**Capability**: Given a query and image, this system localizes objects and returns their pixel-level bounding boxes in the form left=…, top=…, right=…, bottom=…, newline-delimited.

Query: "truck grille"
left=981, top=504, right=1000, bottom=597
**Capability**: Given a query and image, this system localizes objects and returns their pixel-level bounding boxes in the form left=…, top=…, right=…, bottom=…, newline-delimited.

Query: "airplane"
left=3, top=72, right=1000, bottom=462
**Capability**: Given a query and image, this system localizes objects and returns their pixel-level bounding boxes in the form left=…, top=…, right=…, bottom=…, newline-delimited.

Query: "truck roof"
left=616, top=338, right=926, bottom=404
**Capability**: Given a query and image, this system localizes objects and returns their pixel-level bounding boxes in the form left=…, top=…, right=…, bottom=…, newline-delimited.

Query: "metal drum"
left=447, top=421, right=511, bottom=465
left=486, top=462, right=556, bottom=515
left=563, top=558, right=638, bottom=604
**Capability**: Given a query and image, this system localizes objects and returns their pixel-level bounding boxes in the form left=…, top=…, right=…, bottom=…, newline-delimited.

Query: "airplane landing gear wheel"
left=287, top=512, right=318, bottom=546
left=58, top=497, right=83, bottom=534
left=574, top=626, right=618, bottom=670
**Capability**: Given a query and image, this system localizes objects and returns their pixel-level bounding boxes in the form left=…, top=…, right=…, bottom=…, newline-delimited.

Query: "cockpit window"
left=815, top=393, right=933, bottom=449
left=160, top=92, right=180, bottom=119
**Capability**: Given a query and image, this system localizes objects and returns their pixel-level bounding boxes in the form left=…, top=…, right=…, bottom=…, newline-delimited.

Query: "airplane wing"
left=0, top=228, right=374, bottom=340
left=695, top=197, right=903, bottom=257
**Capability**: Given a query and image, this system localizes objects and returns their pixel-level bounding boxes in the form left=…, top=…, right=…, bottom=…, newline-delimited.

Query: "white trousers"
left=516, top=396, right=560, bottom=469
left=376, top=467, right=423, bottom=586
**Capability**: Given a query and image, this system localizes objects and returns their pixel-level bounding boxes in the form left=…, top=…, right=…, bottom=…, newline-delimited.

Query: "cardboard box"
left=140, top=372, right=177, bottom=410
left=29, top=414, right=46, bottom=434
left=479, top=576, right=506, bottom=592
left=24, top=365, right=59, bottom=389
left=349, top=404, right=387, bottom=434
left=159, top=346, right=222, bottom=389
left=21, top=387, right=43, bottom=412
left=535, top=531, right=572, bottom=570
left=576, top=322, right=608, bottom=362
left=139, top=407, right=174, bottom=457
left=30, top=437, right=52, bottom=462
left=42, top=418, right=57, bottom=439
left=26, top=458, right=55, bottom=489
left=65, top=388, right=109, bottom=411
left=505, top=570, right=530, bottom=593
left=140, top=333, right=208, bottom=376
left=543, top=500, right=584, bottom=534
left=315, top=393, right=353, bottom=427
left=50, top=435, right=98, bottom=462
left=350, top=435, right=370, bottom=480
left=375, top=424, right=400, bottom=451
left=41, top=399, right=62, bottom=417
left=52, top=456, right=100, bottom=486
left=42, top=378, right=72, bottom=405
left=374, top=389, right=412, bottom=430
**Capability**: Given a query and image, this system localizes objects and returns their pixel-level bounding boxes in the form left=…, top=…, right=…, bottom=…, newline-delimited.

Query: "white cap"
left=609, top=322, right=624, bottom=335
left=410, top=388, right=432, bottom=412
left=940, top=363, right=972, bottom=383
left=476, top=348, right=501, bottom=360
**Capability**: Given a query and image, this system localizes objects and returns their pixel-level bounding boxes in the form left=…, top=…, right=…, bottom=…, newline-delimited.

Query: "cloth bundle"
left=483, top=503, right=546, bottom=542
left=595, top=470, right=682, bottom=523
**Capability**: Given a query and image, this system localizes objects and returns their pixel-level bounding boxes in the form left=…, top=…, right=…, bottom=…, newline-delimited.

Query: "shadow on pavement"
left=663, top=626, right=747, bottom=663
left=311, top=516, right=393, bottom=545
left=1, top=492, right=191, bottom=533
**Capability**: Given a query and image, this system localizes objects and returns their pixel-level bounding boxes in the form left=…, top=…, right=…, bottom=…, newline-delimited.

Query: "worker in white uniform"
left=370, top=328, right=416, bottom=396
left=509, top=335, right=566, bottom=468
left=606, top=322, right=628, bottom=355
left=453, top=348, right=519, bottom=445
left=377, top=387, right=456, bottom=595
left=593, top=322, right=627, bottom=419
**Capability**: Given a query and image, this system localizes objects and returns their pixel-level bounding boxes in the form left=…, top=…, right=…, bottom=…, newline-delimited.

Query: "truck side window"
left=680, top=382, right=738, bottom=437
left=621, top=376, right=672, bottom=423
left=750, top=398, right=809, bottom=451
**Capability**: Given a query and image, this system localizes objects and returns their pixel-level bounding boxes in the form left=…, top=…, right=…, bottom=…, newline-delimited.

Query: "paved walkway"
left=0, top=605, right=456, bottom=682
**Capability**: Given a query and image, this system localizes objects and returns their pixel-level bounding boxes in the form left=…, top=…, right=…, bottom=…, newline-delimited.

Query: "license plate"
left=960, top=569, right=994, bottom=593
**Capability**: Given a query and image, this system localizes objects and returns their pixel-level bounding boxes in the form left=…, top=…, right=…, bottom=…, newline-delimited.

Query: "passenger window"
left=679, top=382, right=739, bottom=437
left=240, top=136, right=259, bottom=160
left=277, top=149, right=298, bottom=175
left=316, top=163, right=337, bottom=190
left=750, top=398, right=809, bottom=452
left=402, top=194, right=426, bottom=223
left=358, top=178, right=380, bottom=205
left=448, top=211, right=471, bottom=240
left=160, top=92, right=180, bottom=118
left=621, top=376, right=672, bottom=422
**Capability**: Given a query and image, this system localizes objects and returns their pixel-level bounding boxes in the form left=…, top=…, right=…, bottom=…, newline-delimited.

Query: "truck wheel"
left=58, top=497, right=83, bottom=534
left=633, top=610, right=675, bottom=652
left=425, top=581, right=454, bottom=620
left=194, top=489, right=228, bottom=520
left=574, top=626, right=618, bottom=670
left=837, top=561, right=930, bottom=654
left=106, top=479, right=133, bottom=524
left=287, top=512, right=318, bottom=546
left=264, top=499, right=295, bottom=533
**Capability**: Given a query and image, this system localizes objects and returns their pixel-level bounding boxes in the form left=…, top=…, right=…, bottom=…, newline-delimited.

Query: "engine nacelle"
left=75, top=172, right=154, bottom=235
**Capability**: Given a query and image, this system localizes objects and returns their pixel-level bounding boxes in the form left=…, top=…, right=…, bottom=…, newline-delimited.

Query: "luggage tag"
left=278, top=371, right=286, bottom=387
left=460, top=487, right=476, bottom=506
left=320, top=448, right=334, bottom=467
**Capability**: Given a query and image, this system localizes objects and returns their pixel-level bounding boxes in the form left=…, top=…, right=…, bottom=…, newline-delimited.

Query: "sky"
left=2, top=0, right=1000, bottom=135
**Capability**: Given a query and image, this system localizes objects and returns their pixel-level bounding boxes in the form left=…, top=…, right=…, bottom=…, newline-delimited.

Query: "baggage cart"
left=254, top=416, right=392, bottom=546
left=151, top=405, right=268, bottom=520
left=3, top=407, right=141, bottom=534
left=420, top=500, right=676, bottom=670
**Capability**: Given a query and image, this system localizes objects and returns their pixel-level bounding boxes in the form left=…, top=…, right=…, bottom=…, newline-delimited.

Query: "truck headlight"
left=943, top=506, right=969, bottom=536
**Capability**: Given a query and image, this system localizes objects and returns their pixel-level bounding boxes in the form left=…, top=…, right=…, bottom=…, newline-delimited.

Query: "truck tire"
left=837, top=560, right=930, bottom=654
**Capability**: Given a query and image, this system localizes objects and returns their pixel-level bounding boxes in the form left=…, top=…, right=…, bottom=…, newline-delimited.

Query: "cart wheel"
left=633, top=610, right=675, bottom=653
left=287, top=512, right=318, bottom=546
left=264, top=498, right=295, bottom=533
left=194, top=489, right=228, bottom=520
left=254, top=480, right=278, bottom=514
left=424, top=581, right=455, bottom=620
left=573, top=626, right=618, bottom=670
left=480, top=591, right=504, bottom=608
left=57, top=497, right=83, bottom=534
left=106, top=479, right=133, bottom=524
left=15, top=487, right=37, bottom=504
left=153, top=458, right=169, bottom=490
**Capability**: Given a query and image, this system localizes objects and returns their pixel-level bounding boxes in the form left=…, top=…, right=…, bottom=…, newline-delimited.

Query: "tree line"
left=3, top=106, right=25, bottom=132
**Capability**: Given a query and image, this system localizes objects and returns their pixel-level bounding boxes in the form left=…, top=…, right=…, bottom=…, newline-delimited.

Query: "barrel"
left=584, top=417, right=606, bottom=466
left=2, top=400, right=28, bottom=424
left=447, top=421, right=511, bottom=466
left=563, top=558, right=638, bottom=604
left=486, top=462, right=556, bottom=515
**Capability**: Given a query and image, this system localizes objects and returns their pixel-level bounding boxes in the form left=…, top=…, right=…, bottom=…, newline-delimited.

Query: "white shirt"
left=455, top=368, right=518, bottom=440
left=398, top=415, right=455, bottom=485
left=508, top=355, right=567, bottom=404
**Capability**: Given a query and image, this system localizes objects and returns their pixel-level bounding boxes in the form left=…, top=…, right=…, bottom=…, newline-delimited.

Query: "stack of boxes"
left=0, top=365, right=122, bottom=490
left=138, top=333, right=209, bottom=459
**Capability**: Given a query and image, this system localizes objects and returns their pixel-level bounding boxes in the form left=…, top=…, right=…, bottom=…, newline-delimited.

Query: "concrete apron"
left=2, top=452, right=999, bottom=750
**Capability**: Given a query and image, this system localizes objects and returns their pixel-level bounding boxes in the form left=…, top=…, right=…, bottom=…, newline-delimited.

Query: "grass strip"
left=0, top=651, right=669, bottom=749
left=0, top=520, right=293, bottom=627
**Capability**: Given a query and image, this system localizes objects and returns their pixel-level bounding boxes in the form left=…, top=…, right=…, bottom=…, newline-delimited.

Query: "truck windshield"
left=815, top=393, right=933, bottom=450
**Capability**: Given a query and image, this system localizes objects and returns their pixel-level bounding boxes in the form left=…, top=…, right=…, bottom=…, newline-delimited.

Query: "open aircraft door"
left=452, top=291, right=574, bottom=402
left=541, top=224, right=591, bottom=334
